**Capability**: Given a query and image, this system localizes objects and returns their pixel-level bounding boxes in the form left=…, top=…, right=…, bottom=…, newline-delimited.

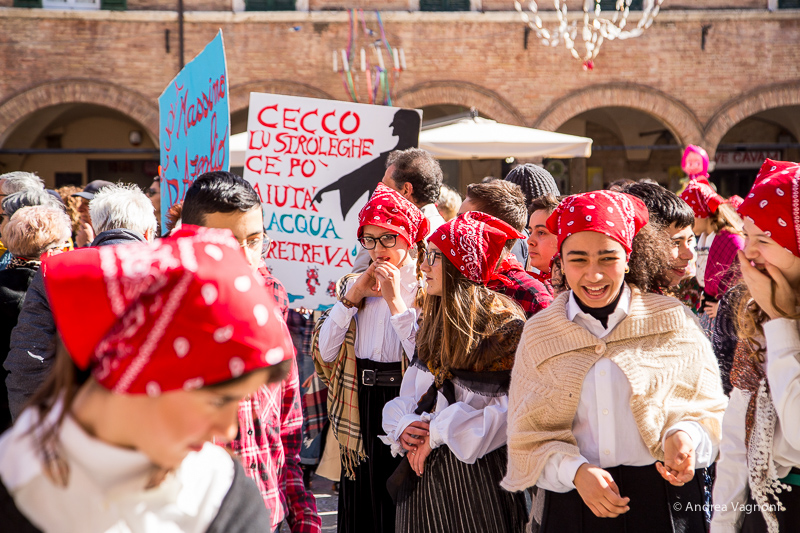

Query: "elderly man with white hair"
left=4, top=183, right=157, bottom=420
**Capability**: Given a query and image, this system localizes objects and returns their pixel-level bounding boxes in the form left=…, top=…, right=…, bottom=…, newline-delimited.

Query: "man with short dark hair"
left=181, top=171, right=320, bottom=533
left=622, top=181, right=696, bottom=288
left=458, top=180, right=552, bottom=318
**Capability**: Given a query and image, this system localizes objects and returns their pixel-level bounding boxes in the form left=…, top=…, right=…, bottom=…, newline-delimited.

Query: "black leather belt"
left=361, top=368, right=402, bottom=387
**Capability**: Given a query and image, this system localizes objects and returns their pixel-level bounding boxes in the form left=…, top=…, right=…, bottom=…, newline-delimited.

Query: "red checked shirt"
left=230, top=269, right=321, bottom=533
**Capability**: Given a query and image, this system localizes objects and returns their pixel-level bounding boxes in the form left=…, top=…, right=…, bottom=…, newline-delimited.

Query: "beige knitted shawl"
left=502, top=287, right=728, bottom=492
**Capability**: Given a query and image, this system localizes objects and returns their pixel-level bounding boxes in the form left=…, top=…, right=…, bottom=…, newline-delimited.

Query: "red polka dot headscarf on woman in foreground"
left=45, top=224, right=294, bottom=395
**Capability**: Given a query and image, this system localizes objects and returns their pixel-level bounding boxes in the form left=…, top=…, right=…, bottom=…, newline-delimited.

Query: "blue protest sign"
left=158, top=30, right=229, bottom=232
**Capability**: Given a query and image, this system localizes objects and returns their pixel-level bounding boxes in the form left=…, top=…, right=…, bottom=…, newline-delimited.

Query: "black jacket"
left=4, top=229, right=147, bottom=421
left=0, top=266, right=37, bottom=430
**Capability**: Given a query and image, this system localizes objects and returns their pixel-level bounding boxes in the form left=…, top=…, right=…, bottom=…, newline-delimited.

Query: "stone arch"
left=534, top=83, right=704, bottom=148
left=0, top=79, right=158, bottom=146
left=229, top=80, right=334, bottom=117
left=394, top=81, right=527, bottom=126
left=704, top=81, right=800, bottom=153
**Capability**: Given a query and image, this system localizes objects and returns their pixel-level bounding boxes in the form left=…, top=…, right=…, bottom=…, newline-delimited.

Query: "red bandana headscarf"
left=431, top=211, right=525, bottom=284
left=738, top=158, right=800, bottom=258
left=357, top=183, right=429, bottom=246
left=546, top=191, right=649, bottom=258
left=43, top=225, right=294, bottom=396
left=680, top=178, right=724, bottom=219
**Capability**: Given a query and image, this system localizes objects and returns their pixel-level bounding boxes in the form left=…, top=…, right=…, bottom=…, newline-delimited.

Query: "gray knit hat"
left=504, top=164, right=560, bottom=207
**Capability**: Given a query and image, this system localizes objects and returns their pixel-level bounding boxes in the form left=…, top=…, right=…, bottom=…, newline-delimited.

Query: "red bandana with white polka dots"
left=432, top=211, right=526, bottom=284
left=357, top=183, right=429, bottom=246
left=546, top=191, right=649, bottom=256
left=680, top=177, right=724, bottom=218
left=738, top=158, right=800, bottom=258
left=42, top=225, right=294, bottom=396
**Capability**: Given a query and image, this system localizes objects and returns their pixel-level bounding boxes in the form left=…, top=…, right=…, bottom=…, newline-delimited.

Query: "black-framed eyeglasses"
left=359, top=234, right=398, bottom=250
left=423, top=250, right=442, bottom=266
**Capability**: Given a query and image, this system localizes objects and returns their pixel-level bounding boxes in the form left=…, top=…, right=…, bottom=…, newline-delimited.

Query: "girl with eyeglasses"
left=381, top=211, right=529, bottom=533
left=312, top=183, right=429, bottom=533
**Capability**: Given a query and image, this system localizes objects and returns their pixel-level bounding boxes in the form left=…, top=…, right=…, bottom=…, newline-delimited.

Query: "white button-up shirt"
left=318, top=259, right=419, bottom=363
left=536, top=284, right=715, bottom=493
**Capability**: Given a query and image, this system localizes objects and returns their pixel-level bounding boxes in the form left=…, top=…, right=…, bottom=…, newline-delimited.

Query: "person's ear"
left=402, top=181, right=414, bottom=202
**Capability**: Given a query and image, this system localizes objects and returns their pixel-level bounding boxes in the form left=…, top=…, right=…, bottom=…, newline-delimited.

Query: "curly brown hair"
left=55, top=185, right=82, bottom=236
left=735, top=280, right=799, bottom=362
left=550, top=223, right=673, bottom=295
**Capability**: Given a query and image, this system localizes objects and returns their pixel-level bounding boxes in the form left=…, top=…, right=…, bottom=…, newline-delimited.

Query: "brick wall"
left=0, top=9, right=797, bottom=153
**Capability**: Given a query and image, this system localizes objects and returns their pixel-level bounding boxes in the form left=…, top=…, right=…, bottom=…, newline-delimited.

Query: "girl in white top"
left=314, top=183, right=428, bottom=533
left=711, top=159, right=800, bottom=533
left=0, top=226, right=295, bottom=533
left=503, top=191, right=727, bottom=533
left=382, top=211, right=529, bottom=533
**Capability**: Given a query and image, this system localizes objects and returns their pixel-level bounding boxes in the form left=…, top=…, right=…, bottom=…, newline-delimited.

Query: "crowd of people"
left=0, top=144, right=797, bottom=533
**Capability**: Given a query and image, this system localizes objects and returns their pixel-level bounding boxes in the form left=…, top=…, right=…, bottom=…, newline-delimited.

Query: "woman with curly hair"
left=503, top=191, right=727, bottom=533
left=381, top=211, right=528, bottom=533
left=711, top=159, right=800, bottom=532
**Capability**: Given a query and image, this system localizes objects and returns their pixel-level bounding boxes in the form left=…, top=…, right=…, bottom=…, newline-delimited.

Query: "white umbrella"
left=419, top=116, right=592, bottom=159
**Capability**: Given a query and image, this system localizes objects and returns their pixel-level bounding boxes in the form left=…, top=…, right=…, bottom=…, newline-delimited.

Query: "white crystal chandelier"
left=514, top=0, right=664, bottom=70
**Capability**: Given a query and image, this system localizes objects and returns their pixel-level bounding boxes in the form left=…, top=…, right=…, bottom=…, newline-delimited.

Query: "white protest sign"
left=244, top=93, right=421, bottom=309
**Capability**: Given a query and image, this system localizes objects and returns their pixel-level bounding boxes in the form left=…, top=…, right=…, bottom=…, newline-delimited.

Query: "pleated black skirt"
left=337, top=359, right=402, bottom=533
left=395, top=445, right=527, bottom=533
left=540, top=464, right=707, bottom=533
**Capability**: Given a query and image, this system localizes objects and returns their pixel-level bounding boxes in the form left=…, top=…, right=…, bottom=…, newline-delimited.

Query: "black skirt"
left=337, top=359, right=402, bottom=533
left=540, top=464, right=707, bottom=533
left=395, top=445, right=527, bottom=533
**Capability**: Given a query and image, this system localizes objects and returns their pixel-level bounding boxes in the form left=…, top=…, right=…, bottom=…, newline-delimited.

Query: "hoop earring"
left=624, top=266, right=630, bottom=274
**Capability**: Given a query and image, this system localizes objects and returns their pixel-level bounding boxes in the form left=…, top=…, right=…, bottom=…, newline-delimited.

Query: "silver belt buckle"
left=362, top=369, right=376, bottom=386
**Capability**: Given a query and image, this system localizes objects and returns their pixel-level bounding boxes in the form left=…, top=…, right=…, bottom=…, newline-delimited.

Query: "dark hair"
left=465, top=181, right=527, bottom=232
left=607, top=178, right=636, bottom=192
left=622, top=182, right=695, bottom=230
left=181, top=172, right=260, bottom=226
left=551, top=223, right=673, bottom=294
left=386, top=148, right=442, bottom=206
left=528, top=194, right=563, bottom=218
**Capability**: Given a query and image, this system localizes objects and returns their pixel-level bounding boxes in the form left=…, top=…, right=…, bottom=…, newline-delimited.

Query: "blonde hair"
left=436, top=185, right=462, bottom=222
left=4, top=205, right=71, bottom=259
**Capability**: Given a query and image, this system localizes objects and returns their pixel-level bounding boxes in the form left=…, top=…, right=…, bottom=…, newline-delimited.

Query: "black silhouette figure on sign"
left=312, top=108, right=421, bottom=219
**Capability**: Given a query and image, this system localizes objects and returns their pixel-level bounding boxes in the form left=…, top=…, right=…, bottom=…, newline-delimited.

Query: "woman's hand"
left=344, top=262, right=381, bottom=304
left=400, top=421, right=430, bottom=453
left=738, top=250, right=796, bottom=320
left=373, top=260, right=407, bottom=314
left=409, top=436, right=433, bottom=476
left=703, top=301, right=719, bottom=319
left=573, top=463, right=630, bottom=518
left=656, top=430, right=696, bottom=486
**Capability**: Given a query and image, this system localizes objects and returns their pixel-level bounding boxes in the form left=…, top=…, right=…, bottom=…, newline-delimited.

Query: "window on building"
left=15, top=0, right=125, bottom=9
left=245, top=0, right=294, bottom=10
left=420, top=0, right=471, bottom=11
left=599, top=0, right=643, bottom=10
left=779, top=0, right=800, bottom=8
